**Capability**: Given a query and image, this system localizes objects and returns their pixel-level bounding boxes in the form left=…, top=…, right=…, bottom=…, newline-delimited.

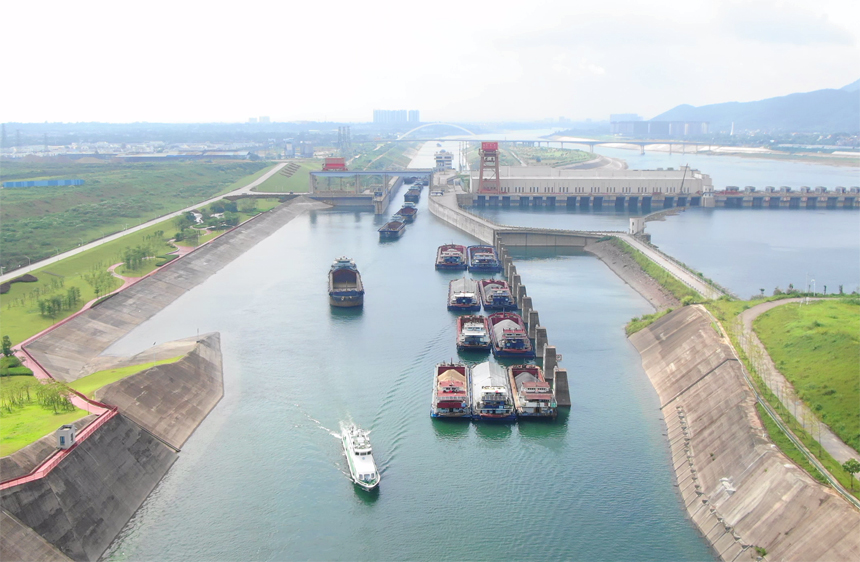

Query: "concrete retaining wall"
left=0, top=511, right=72, bottom=561
left=0, top=415, right=98, bottom=482
left=0, top=414, right=178, bottom=562
left=428, top=193, right=495, bottom=244
left=94, top=333, right=223, bottom=449
left=630, top=306, right=860, bottom=562
left=26, top=196, right=329, bottom=382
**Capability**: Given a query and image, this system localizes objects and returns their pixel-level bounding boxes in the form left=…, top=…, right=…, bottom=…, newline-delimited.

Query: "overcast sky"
left=4, top=0, right=858, bottom=124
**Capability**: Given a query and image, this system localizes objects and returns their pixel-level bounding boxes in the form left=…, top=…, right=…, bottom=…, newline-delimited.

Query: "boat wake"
left=295, top=404, right=341, bottom=439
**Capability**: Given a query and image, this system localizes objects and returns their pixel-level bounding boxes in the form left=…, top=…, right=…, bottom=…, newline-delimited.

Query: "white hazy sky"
left=3, top=0, right=858, bottom=123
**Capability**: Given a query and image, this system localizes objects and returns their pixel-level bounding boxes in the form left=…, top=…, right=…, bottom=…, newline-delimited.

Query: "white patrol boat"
left=341, top=424, right=380, bottom=491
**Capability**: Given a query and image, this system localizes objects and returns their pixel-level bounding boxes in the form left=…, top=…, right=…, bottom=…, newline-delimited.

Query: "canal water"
left=103, top=142, right=715, bottom=561
left=472, top=143, right=860, bottom=298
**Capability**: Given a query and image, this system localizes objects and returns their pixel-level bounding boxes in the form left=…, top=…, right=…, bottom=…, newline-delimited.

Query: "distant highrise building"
left=373, top=109, right=420, bottom=124
left=248, top=117, right=258, bottom=123
left=259, top=116, right=271, bottom=123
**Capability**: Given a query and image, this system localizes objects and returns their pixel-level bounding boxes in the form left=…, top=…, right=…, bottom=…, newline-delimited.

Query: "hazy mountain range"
left=652, top=80, right=860, bottom=134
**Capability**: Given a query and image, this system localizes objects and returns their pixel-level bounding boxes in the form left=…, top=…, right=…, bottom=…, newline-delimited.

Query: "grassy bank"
left=0, top=197, right=282, bottom=345
left=69, top=355, right=183, bottom=397
left=705, top=298, right=860, bottom=500
left=754, top=299, right=860, bottom=451
left=510, top=146, right=594, bottom=167
left=1, top=160, right=271, bottom=270
left=611, top=238, right=701, bottom=303
left=0, top=376, right=87, bottom=456
left=252, top=160, right=318, bottom=193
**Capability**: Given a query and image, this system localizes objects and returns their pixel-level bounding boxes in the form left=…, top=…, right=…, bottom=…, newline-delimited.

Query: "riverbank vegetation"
left=509, top=146, right=595, bottom=167
left=754, top=299, right=859, bottom=451
left=69, top=355, right=184, bottom=397
left=252, top=160, right=318, bottom=193
left=610, top=239, right=700, bottom=302
left=706, top=297, right=860, bottom=500
left=349, top=142, right=420, bottom=171
left=0, top=376, right=86, bottom=456
left=1, top=196, right=282, bottom=345
left=0, top=160, right=272, bottom=271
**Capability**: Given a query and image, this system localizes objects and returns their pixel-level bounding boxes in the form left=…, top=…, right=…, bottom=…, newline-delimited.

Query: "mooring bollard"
left=528, top=310, right=539, bottom=339
left=517, top=284, right=527, bottom=308
left=543, top=345, right=557, bottom=377
left=521, top=296, right=533, bottom=320
left=511, top=274, right=521, bottom=297
left=535, top=326, right=547, bottom=357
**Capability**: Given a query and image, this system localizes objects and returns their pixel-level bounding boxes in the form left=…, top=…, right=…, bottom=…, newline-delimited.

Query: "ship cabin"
left=477, top=385, right=511, bottom=415
left=500, top=327, right=530, bottom=351
left=440, top=249, right=465, bottom=266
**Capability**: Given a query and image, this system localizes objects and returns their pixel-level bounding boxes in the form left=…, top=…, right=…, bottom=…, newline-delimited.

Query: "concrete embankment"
left=1, top=414, right=178, bottom=562
left=0, top=415, right=97, bottom=481
left=630, top=306, right=860, bottom=561
left=95, top=333, right=223, bottom=449
left=585, top=239, right=680, bottom=311
left=26, top=196, right=329, bottom=383
left=428, top=192, right=496, bottom=244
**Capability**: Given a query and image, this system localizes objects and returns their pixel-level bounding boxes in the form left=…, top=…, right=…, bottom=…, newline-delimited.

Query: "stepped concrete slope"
left=0, top=414, right=177, bottom=562
left=0, top=511, right=72, bottom=562
left=630, top=307, right=860, bottom=562
left=94, top=333, right=223, bottom=449
left=26, top=196, right=329, bottom=382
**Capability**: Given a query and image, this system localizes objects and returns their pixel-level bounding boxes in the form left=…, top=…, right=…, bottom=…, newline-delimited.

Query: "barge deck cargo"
left=435, top=244, right=468, bottom=270
left=448, top=278, right=480, bottom=312
left=471, top=362, right=516, bottom=421
left=467, top=245, right=502, bottom=273
left=328, top=257, right=365, bottom=307
left=488, top=312, right=535, bottom=358
left=509, top=365, right=557, bottom=419
left=431, top=362, right=472, bottom=418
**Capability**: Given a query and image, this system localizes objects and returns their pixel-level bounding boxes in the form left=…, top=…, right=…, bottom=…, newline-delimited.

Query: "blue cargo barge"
left=467, top=245, right=502, bottom=273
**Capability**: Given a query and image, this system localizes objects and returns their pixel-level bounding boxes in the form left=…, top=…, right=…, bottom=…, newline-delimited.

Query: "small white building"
left=56, top=424, right=76, bottom=449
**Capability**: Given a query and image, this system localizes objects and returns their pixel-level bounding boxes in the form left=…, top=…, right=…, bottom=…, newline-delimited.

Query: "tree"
left=1, top=335, right=12, bottom=357
left=843, top=459, right=860, bottom=491
left=759, top=288, right=765, bottom=297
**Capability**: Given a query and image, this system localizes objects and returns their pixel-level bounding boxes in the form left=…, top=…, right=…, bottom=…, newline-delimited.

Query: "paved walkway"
left=738, top=298, right=860, bottom=472
left=615, top=234, right=724, bottom=300
left=0, top=162, right=287, bottom=284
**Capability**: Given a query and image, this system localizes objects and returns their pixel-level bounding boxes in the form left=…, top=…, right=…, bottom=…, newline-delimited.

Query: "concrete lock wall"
left=0, top=414, right=178, bottom=562
left=428, top=194, right=495, bottom=244
left=26, top=196, right=329, bottom=383
left=630, top=307, right=860, bottom=562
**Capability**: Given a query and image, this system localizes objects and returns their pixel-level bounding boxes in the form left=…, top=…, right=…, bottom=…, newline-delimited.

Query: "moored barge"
left=435, top=244, right=468, bottom=270
left=378, top=220, right=406, bottom=240
left=431, top=362, right=472, bottom=418
left=471, top=362, right=516, bottom=421
left=509, top=365, right=557, bottom=419
left=448, top=277, right=480, bottom=312
left=328, top=257, right=364, bottom=307
left=488, top=312, right=535, bottom=358
left=478, top=279, right=516, bottom=311
left=456, top=315, right=491, bottom=352
left=467, top=245, right=502, bottom=273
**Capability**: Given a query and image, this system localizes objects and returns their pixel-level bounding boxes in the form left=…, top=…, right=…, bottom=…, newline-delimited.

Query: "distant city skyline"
left=3, top=0, right=858, bottom=124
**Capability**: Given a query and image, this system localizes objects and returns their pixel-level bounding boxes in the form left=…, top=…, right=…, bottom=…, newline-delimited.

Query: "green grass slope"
left=754, top=299, right=860, bottom=451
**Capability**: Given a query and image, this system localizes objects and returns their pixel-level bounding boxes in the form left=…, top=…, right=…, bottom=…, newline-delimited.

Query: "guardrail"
left=702, top=307, right=860, bottom=511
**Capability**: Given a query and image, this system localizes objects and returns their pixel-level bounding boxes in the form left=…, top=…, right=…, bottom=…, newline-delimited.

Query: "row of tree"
left=0, top=378, right=75, bottom=415
left=37, top=287, right=82, bottom=318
